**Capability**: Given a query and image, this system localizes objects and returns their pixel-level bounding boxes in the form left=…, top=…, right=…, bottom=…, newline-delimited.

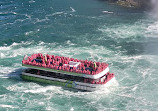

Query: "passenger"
left=32, top=56, right=42, bottom=63
left=44, top=55, right=47, bottom=64
left=93, top=62, right=97, bottom=70
left=37, top=70, right=40, bottom=75
left=36, top=56, right=41, bottom=59
left=59, top=62, right=63, bottom=67
left=85, top=65, right=93, bottom=72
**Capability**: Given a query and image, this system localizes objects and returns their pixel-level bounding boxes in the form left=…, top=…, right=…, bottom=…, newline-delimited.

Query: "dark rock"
left=108, top=0, right=151, bottom=9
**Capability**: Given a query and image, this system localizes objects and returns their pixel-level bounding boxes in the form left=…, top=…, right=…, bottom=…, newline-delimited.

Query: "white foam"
left=29, top=0, right=35, bottom=3
left=0, top=11, right=17, bottom=15
left=34, top=17, right=49, bottom=23
left=70, top=107, right=74, bottom=111
left=70, top=7, right=76, bottom=12
left=25, top=31, right=34, bottom=36
left=65, top=40, right=76, bottom=46
left=24, top=29, right=40, bottom=36
left=132, top=86, right=137, bottom=91
left=13, top=63, right=21, bottom=67
left=0, top=41, right=35, bottom=59
left=102, top=11, right=113, bottom=14
left=0, top=52, right=5, bottom=58
left=2, top=13, right=34, bottom=25
left=0, top=75, right=9, bottom=78
left=120, top=56, right=142, bottom=63
left=24, top=86, right=61, bottom=93
left=38, top=102, right=44, bottom=105
left=12, top=42, right=19, bottom=46
left=39, top=41, right=45, bottom=45
left=46, top=107, right=52, bottom=111
left=0, top=67, right=16, bottom=74
left=0, top=104, right=17, bottom=108
left=6, top=82, right=40, bottom=92
left=12, top=12, right=17, bottom=15
left=20, top=80, right=118, bottom=99
left=0, top=46, right=11, bottom=51
left=25, top=14, right=31, bottom=19
left=0, top=41, right=33, bottom=51
left=146, top=22, right=158, bottom=37
left=98, top=22, right=145, bottom=39
left=47, top=12, right=64, bottom=16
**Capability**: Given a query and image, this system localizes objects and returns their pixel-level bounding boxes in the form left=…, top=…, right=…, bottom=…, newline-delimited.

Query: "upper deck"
left=22, top=53, right=109, bottom=79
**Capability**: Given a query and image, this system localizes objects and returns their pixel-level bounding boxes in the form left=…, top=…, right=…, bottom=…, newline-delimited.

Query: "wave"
left=24, top=86, right=62, bottom=93
left=0, top=40, right=154, bottom=73
left=0, top=40, right=113, bottom=60
left=0, top=76, right=9, bottom=79
left=46, top=11, right=65, bottom=17
left=29, top=0, right=35, bottom=3
left=0, top=104, right=18, bottom=108
left=0, top=11, right=17, bottom=15
left=98, top=21, right=145, bottom=40
left=0, top=67, right=16, bottom=74
left=0, top=40, right=155, bottom=83
left=102, top=11, right=113, bottom=14
left=0, top=41, right=34, bottom=58
left=145, top=22, right=158, bottom=37
left=1, top=13, right=32, bottom=27
left=0, top=40, right=155, bottom=77
left=34, top=17, right=49, bottom=23
left=70, top=7, right=76, bottom=12
left=0, top=42, right=156, bottom=111
left=6, top=78, right=118, bottom=98
left=24, top=29, right=40, bottom=36
left=65, top=40, right=76, bottom=46
left=0, top=41, right=33, bottom=49
left=46, top=7, right=76, bottom=18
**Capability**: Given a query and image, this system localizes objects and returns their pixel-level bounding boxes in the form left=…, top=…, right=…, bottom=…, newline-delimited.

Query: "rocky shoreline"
left=108, top=0, right=150, bottom=8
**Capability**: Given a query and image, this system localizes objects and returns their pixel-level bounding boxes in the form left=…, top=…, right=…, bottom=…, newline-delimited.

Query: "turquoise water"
left=0, top=0, right=158, bottom=110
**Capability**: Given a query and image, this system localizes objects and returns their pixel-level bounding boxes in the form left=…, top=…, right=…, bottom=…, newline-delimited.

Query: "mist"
left=150, top=0, right=158, bottom=18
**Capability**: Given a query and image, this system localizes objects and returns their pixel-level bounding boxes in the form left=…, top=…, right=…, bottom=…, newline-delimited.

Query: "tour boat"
left=22, top=53, right=115, bottom=91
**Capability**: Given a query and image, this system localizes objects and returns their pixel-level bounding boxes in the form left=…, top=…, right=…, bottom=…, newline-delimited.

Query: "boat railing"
left=22, top=53, right=109, bottom=75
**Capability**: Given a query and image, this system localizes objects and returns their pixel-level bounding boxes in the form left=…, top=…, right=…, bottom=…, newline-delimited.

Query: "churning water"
left=0, top=0, right=158, bottom=110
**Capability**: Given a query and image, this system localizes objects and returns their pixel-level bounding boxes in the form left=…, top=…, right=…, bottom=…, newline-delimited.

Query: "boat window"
left=25, top=69, right=87, bottom=82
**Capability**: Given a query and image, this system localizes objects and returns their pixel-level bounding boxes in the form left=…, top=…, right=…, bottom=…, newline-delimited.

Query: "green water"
left=0, top=0, right=158, bottom=110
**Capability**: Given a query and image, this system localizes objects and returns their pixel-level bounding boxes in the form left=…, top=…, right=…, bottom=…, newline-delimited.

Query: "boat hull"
left=22, top=71, right=116, bottom=91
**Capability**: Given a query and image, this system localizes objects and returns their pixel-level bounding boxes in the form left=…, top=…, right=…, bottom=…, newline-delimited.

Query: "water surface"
left=0, top=0, right=158, bottom=110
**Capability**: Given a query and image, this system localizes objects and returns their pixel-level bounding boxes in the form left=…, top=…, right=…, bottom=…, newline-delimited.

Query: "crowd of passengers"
left=22, top=53, right=108, bottom=75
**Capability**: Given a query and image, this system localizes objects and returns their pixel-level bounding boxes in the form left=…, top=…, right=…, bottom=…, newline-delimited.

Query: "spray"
left=150, top=0, right=158, bottom=18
